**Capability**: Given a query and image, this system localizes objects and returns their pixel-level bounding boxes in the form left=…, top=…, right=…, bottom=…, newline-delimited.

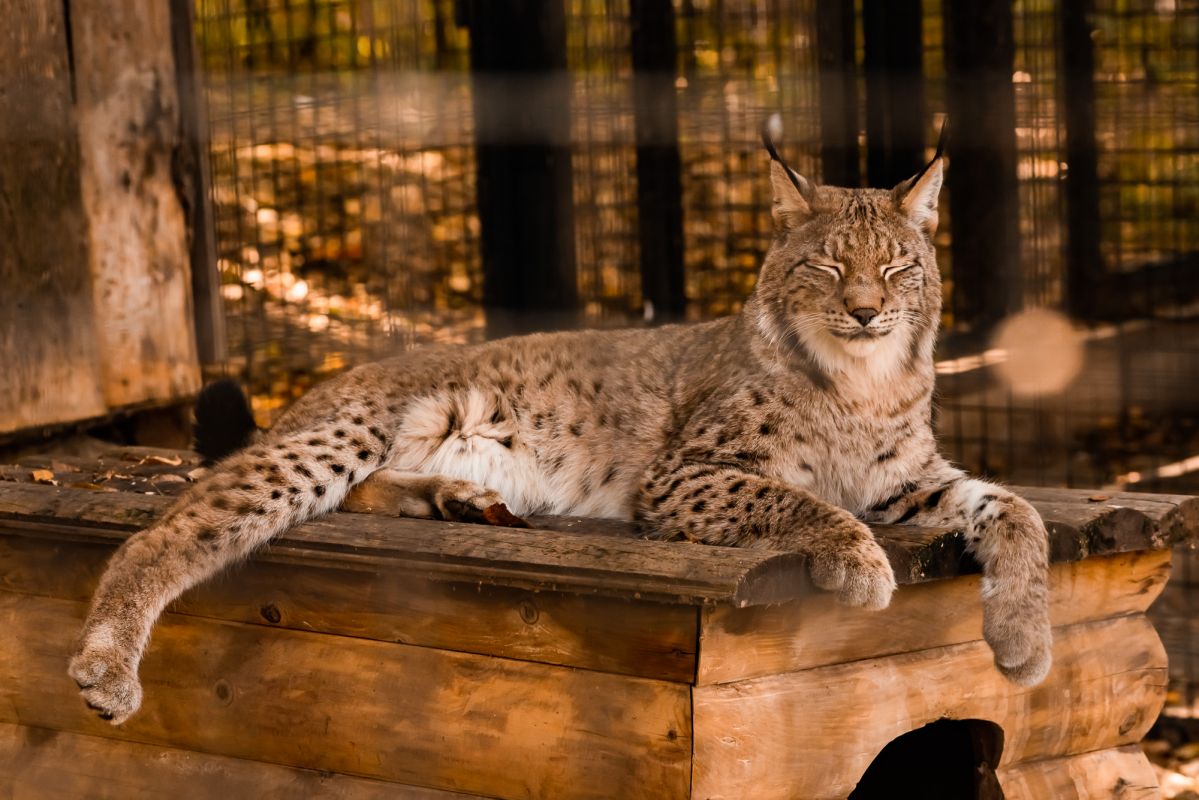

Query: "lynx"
left=70, top=134, right=1051, bottom=724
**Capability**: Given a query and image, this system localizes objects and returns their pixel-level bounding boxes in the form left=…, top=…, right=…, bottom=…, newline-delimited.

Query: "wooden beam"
left=996, top=745, right=1160, bottom=800
left=463, top=0, right=579, bottom=333
left=629, top=0, right=686, bottom=320
left=0, top=592, right=693, bottom=799
left=0, top=722, right=483, bottom=798
left=942, top=0, right=1022, bottom=330
left=697, top=548, right=1171, bottom=685
left=0, top=477, right=1195, bottom=605
left=691, top=615, right=1167, bottom=799
left=815, top=0, right=860, bottom=187
left=0, top=482, right=811, bottom=607
left=862, top=0, right=926, bottom=187
left=0, top=531, right=699, bottom=682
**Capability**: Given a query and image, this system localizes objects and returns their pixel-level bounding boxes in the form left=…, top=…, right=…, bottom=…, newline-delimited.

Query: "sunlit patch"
left=989, top=308, right=1083, bottom=397
left=1115, top=455, right=1199, bottom=487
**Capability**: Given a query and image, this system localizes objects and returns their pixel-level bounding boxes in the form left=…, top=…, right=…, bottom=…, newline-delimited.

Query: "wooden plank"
left=0, top=722, right=482, bottom=799
left=70, top=0, right=201, bottom=408
left=0, top=478, right=1194, bottom=603
left=698, top=548, right=1171, bottom=685
left=996, top=745, right=1160, bottom=800
left=0, top=592, right=693, bottom=800
left=0, top=483, right=808, bottom=607
left=1015, top=486, right=1199, bottom=552
left=692, top=615, right=1167, bottom=800
left=0, top=532, right=699, bottom=682
left=0, top=0, right=107, bottom=435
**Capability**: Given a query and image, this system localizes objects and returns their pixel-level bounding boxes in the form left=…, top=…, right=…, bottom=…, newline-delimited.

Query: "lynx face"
left=754, top=156, right=944, bottom=375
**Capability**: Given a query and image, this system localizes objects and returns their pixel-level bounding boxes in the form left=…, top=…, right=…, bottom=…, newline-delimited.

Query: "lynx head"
left=752, top=130, right=944, bottom=381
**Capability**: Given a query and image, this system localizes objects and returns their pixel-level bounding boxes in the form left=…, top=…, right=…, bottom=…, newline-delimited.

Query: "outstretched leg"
left=69, top=413, right=393, bottom=723
left=863, top=459, right=1052, bottom=686
left=636, top=456, right=896, bottom=610
left=344, top=468, right=529, bottom=527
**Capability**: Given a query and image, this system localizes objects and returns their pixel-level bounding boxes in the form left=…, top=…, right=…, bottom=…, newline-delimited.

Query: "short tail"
left=193, top=378, right=258, bottom=463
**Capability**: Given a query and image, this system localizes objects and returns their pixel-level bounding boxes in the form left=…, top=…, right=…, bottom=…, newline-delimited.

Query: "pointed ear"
left=761, top=115, right=814, bottom=229
left=770, top=160, right=813, bottom=228
left=893, top=158, right=943, bottom=236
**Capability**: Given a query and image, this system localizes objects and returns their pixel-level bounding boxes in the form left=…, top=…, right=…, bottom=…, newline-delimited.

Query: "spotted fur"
left=69, top=148, right=1051, bottom=724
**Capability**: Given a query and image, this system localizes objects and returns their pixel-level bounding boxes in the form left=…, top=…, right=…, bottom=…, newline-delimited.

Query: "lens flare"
left=989, top=308, right=1083, bottom=397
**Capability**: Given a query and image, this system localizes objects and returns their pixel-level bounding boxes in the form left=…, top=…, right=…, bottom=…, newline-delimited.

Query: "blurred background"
left=191, top=0, right=1199, bottom=497
left=1, top=0, right=1197, bottom=778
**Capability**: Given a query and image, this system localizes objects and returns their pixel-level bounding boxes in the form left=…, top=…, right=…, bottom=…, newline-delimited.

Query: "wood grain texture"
left=0, top=0, right=107, bottom=434
left=996, top=745, right=1160, bottom=800
left=70, top=0, right=200, bottom=409
left=0, top=476, right=1195, bottom=609
left=0, top=592, right=692, bottom=800
left=0, top=723, right=483, bottom=799
left=698, top=548, right=1171, bottom=684
left=692, top=615, right=1167, bottom=800
left=0, top=482, right=807, bottom=607
left=1017, top=486, right=1199, bottom=556
left=0, top=532, right=698, bottom=682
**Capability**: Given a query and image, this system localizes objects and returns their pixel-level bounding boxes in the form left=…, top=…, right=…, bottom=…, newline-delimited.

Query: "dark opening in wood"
left=850, top=718, right=1005, bottom=799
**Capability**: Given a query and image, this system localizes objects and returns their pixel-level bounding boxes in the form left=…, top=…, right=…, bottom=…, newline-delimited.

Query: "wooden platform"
left=0, top=449, right=1193, bottom=798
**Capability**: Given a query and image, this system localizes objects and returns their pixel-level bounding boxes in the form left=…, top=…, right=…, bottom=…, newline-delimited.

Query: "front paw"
left=984, top=596, right=1052, bottom=687
left=808, top=522, right=896, bottom=610
left=68, top=646, right=143, bottom=725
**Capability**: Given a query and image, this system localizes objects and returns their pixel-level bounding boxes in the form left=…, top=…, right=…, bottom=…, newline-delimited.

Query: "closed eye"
left=804, top=261, right=843, bottom=280
left=882, top=262, right=917, bottom=280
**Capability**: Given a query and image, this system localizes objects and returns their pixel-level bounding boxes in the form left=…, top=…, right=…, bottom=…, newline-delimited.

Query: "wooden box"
left=0, top=450, right=1191, bottom=798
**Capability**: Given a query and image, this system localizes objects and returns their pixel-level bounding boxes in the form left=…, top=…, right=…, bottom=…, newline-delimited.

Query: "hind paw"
left=68, top=647, right=142, bottom=725
left=435, top=482, right=530, bottom=528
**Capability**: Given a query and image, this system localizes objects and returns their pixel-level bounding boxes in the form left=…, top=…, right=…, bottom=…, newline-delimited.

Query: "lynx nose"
left=850, top=307, right=879, bottom=327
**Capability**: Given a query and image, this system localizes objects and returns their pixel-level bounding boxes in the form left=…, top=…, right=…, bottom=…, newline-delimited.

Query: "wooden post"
left=463, top=0, right=578, bottom=334
left=816, top=0, right=860, bottom=187
left=0, top=0, right=107, bottom=434
left=862, top=0, right=926, bottom=188
left=170, top=0, right=226, bottom=368
left=629, top=0, right=686, bottom=321
left=70, top=0, right=202, bottom=408
left=1059, top=0, right=1102, bottom=320
left=942, top=0, right=1022, bottom=330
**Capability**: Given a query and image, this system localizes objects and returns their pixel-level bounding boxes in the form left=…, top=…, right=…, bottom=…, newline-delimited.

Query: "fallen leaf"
left=70, top=482, right=118, bottom=492
left=482, top=503, right=532, bottom=529
left=153, top=474, right=187, bottom=484
left=1088, top=494, right=1111, bottom=503
left=141, top=454, right=183, bottom=466
left=30, top=469, right=58, bottom=486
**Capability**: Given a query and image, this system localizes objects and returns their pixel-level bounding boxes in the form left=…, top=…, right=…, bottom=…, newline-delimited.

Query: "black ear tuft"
left=193, top=378, right=258, bottom=463
left=905, top=118, right=950, bottom=190
left=761, top=115, right=807, bottom=198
